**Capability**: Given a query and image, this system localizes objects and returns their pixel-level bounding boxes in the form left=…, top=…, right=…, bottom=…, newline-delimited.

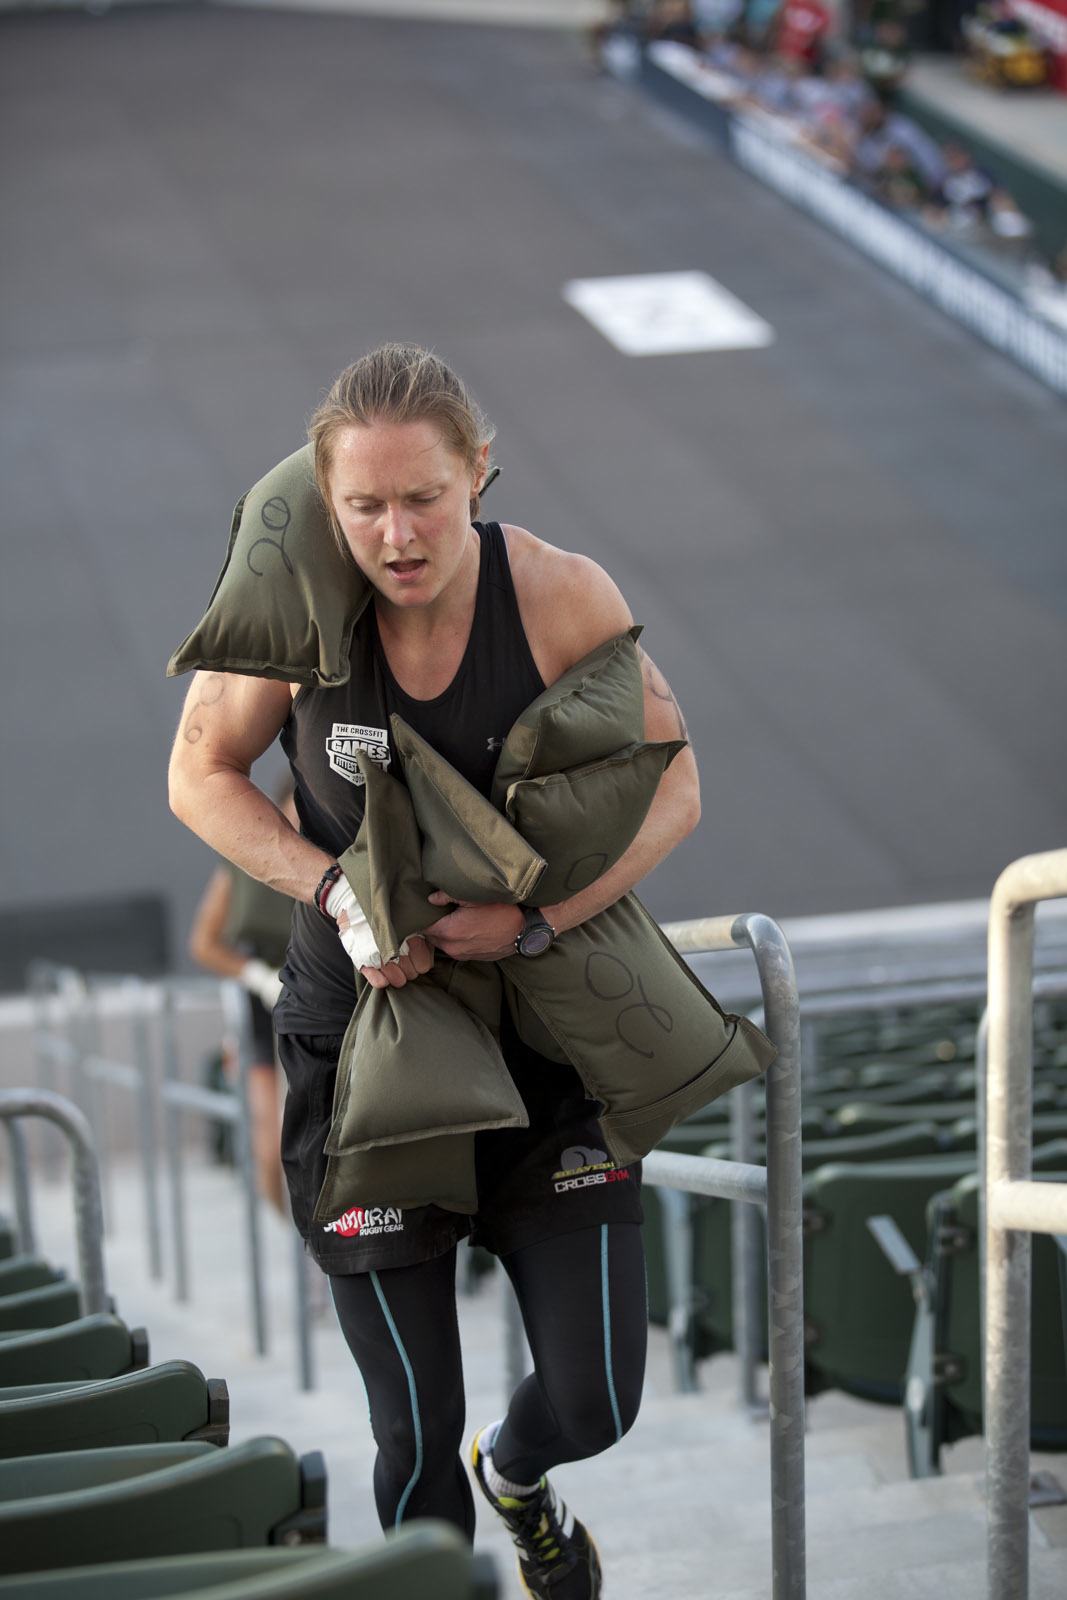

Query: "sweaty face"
left=327, top=420, right=484, bottom=609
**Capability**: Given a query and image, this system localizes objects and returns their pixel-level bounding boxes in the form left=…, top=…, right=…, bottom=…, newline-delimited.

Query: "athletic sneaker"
left=470, top=1426, right=602, bottom=1598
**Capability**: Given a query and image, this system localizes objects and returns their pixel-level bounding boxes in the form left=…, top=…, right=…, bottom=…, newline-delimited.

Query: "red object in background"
left=1008, top=0, right=1067, bottom=89
left=775, top=0, right=832, bottom=62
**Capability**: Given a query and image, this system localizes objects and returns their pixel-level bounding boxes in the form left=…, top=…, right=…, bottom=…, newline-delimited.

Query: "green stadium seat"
left=804, top=1153, right=981, bottom=1403
left=0, top=1437, right=326, bottom=1574
left=0, top=1361, right=228, bottom=1456
left=0, top=1282, right=84, bottom=1334
left=805, top=1139, right=1067, bottom=1408
left=892, top=1159, right=1067, bottom=1475
left=0, top=1259, right=66, bottom=1298
left=835, top=1087, right=1062, bottom=1135
left=0, top=1442, right=214, bottom=1498
left=0, top=1525, right=498, bottom=1599
left=811, top=1076, right=956, bottom=1112
left=0, top=1316, right=148, bottom=1386
left=0, top=1219, right=16, bottom=1262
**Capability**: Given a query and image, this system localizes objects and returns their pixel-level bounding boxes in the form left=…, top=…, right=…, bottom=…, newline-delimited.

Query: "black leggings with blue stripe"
left=329, top=1223, right=647, bottom=1537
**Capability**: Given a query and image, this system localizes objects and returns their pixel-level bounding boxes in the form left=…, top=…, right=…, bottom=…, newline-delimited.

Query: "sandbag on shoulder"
left=313, top=1131, right=480, bottom=1221
left=167, top=445, right=371, bottom=686
left=391, top=716, right=546, bottom=905
left=490, top=627, right=645, bottom=807
left=504, top=740, right=687, bottom=903
left=502, top=893, right=776, bottom=1167
left=325, top=978, right=527, bottom=1156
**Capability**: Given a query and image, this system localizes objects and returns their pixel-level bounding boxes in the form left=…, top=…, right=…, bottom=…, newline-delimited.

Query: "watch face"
left=520, top=925, right=554, bottom=957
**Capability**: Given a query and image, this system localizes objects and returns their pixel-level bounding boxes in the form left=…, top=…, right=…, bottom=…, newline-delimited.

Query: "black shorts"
left=275, top=1018, right=642, bottom=1275
left=248, top=995, right=277, bottom=1065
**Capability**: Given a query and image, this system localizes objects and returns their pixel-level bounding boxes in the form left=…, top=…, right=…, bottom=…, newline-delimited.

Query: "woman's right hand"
left=357, top=934, right=434, bottom=991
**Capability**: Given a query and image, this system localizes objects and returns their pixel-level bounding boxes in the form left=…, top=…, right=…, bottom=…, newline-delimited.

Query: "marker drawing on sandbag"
left=584, top=950, right=673, bottom=1059
left=247, top=495, right=295, bottom=577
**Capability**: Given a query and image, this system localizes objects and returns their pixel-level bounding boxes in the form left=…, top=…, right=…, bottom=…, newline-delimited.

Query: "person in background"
left=646, top=0, right=703, bottom=45
left=871, top=141, right=933, bottom=210
left=773, top=0, right=833, bottom=66
left=188, top=779, right=298, bottom=1214
left=928, top=142, right=995, bottom=233
left=853, top=98, right=946, bottom=191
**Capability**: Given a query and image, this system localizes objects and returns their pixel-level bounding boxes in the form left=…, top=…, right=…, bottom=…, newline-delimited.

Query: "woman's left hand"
left=421, top=892, right=525, bottom=962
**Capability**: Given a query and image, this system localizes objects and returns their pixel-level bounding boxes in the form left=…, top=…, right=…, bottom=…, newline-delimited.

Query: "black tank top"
left=275, top=523, right=546, bottom=1034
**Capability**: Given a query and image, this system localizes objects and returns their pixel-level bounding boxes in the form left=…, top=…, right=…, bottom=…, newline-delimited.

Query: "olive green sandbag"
left=501, top=894, right=776, bottom=1166
left=504, top=740, right=686, bottom=903
left=167, top=446, right=371, bottom=686
left=325, top=978, right=527, bottom=1155
left=314, top=1132, right=480, bottom=1220
left=490, top=626, right=645, bottom=806
left=338, top=751, right=437, bottom=965
left=329, top=748, right=527, bottom=1162
left=391, top=716, right=546, bottom=905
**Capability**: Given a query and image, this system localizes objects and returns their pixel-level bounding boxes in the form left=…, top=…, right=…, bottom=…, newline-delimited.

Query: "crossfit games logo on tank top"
left=325, top=723, right=391, bottom=787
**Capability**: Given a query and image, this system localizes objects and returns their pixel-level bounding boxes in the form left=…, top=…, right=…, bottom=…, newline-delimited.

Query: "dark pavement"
left=2, top=6, right=1065, bottom=961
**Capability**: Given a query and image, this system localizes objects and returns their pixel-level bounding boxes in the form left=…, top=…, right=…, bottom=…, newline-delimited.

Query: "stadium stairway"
left=23, top=1155, right=1067, bottom=1600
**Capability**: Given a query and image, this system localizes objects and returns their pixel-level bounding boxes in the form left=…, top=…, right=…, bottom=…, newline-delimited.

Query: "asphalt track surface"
left=2, top=6, right=1065, bottom=961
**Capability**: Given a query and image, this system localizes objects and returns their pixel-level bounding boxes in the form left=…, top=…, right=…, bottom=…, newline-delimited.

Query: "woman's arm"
left=168, top=671, right=332, bottom=903
left=541, top=644, right=699, bottom=936
left=169, top=670, right=433, bottom=992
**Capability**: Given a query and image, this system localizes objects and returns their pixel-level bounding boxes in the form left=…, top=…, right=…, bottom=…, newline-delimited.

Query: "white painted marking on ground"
left=562, top=270, right=775, bottom=356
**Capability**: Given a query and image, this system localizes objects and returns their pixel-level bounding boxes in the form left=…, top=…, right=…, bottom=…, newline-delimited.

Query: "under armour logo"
left=486, top=736, right=503, bottom=753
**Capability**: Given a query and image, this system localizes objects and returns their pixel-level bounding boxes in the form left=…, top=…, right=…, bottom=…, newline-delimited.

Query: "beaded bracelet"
left=313, top=863, right=343, bottom=921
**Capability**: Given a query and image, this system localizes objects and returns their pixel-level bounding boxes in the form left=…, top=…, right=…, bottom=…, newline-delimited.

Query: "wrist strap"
left=314, top=863, right=343, bottom=921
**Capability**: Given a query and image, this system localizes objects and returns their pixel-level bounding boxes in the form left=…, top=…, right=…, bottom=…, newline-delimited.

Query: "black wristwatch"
left=515, top=906, right=556, bottom=959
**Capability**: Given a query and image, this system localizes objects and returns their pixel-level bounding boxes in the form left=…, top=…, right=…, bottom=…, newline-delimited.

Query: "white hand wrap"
left=325, top=875, right=409, bottom=971
left=239, top=959, right=283, bottom=1010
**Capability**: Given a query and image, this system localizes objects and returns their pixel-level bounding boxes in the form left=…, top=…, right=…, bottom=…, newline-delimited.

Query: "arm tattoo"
left=182, top=673, right=225, bottom=744
left=639, top=649, right=688, bottom=740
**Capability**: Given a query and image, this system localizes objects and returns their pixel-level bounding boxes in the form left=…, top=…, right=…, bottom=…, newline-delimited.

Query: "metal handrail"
left=984, top=847, right=1067, bottom=1600
left=645, top=912, right=805, bottom=1600
left=26, top=967, right=273, bottom=1369
left=0, top=1087, right=107, bottom=1313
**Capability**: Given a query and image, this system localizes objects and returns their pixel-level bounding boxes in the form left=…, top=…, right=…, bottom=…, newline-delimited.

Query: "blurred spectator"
left=933, top=141, right=996, bottom=229
left=963, top=2, right=1050, bottom=89
left=599, top=0, right=1037, bottom=278
left=774, top=0, right=833, bottom=65
left=871, top=143, right=933, bottom=209
left=647, top=0, right=703, bottom=45
left=693, top=0, right=746, bottom=34
left=748, top=52, right=807, bottom=111
left=986, top=188, right=1034, bottom=253
left=590, top=0, right=647, bottom=66
left=859, top=18, right=911, bottom=94
left=744, top=0, right=787, bottom=48
left=853, top=99, right=946, bottom=190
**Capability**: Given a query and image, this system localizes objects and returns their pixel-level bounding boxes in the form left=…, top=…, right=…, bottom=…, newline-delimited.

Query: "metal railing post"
left=0, top=1089, right=108, bottom=1313
left=3, top=1118, right=37, bottom=1255
left=653, top=910, right=805, bottom=1600
left=159, top=983, right=191, bottom=1303
left=660, top=1186, right=699, bottom=1393
left=129, top=982, right=165, bottom=1282
left=736, top=914, right=805, bottom=1600
left=221, top=981, right=268, bottom=1358
left=986, top=847, right=1067, bottom=1600
left=293, top=1229, right=315, bottom=1392
left=731, top=1071, right=764, bottom=1413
